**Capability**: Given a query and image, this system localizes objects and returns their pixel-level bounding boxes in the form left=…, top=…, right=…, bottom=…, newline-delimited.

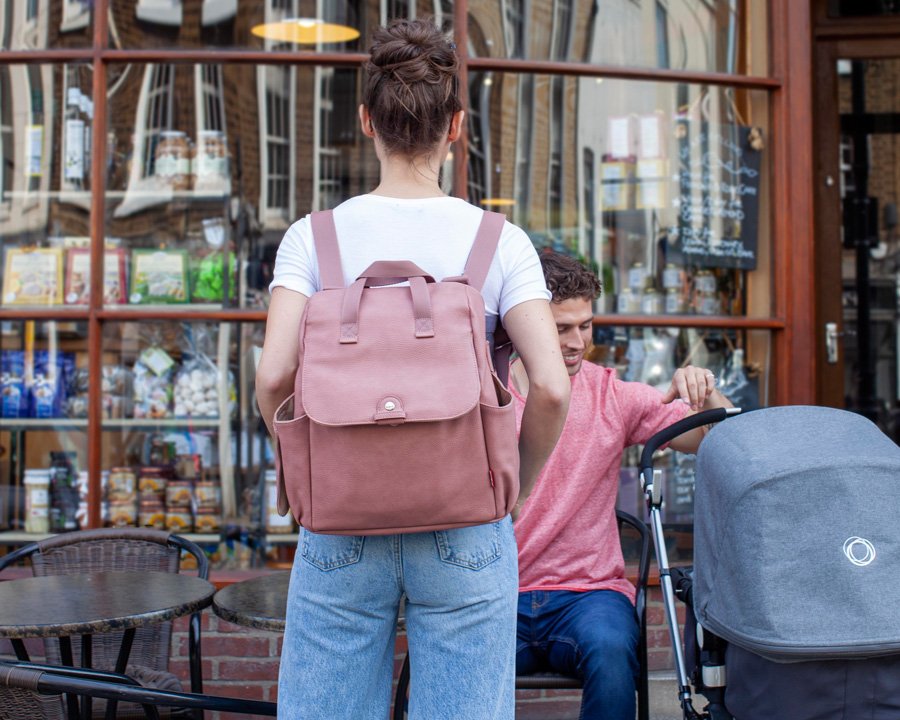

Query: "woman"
left=256, top=18, right=570, bottom=720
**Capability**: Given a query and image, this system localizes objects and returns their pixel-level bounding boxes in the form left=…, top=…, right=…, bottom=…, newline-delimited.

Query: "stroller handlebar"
left=639, top=407, right=741, bottom=471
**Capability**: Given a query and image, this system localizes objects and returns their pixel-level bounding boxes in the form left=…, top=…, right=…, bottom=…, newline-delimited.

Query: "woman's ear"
left=359, top=104, right=376, bottom=138
left=447, top=110, right=465, bottom=142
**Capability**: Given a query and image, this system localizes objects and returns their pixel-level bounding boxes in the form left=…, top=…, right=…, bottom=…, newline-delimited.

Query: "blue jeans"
left=278, top=517, right=518, bottom=720
left=516, top=590, right=639, bottom=720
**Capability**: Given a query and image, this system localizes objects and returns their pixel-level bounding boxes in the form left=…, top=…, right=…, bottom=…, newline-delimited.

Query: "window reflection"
left=468, top=0, right=767, bottom=75
left=468, top=73, right=771, bottom=317
left=0, top=64, right=92, bottom=308
left=105, top=63, right=380, bottom=309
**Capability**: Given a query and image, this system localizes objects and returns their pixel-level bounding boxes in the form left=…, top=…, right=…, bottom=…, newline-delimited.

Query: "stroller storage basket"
left=693, top=406, right=900, bottom=662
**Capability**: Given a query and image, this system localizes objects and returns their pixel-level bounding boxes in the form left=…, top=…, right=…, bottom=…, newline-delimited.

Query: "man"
left=510, top=251, right=732, bottom=720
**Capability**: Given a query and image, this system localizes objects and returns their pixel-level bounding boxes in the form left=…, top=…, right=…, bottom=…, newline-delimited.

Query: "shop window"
left=134, top=0, right=183, bottom=27
left=550, top=0, right=573, bottom=61
left=503, top=0, right=526, bottom=58
left=466, top=73, right=489, bottom=207
left=548, top=75, right=564, bottom=236
left=514, top=74, right=534, bottom=227
left=655, top=1, right=670, bottom=69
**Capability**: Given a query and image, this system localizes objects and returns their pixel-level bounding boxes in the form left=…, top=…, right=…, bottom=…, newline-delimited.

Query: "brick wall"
left=1, top=584, right=685, bottom=720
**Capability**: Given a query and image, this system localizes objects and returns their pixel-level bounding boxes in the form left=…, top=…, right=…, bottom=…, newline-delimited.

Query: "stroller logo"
left=843, top=537, right=876, bottom=567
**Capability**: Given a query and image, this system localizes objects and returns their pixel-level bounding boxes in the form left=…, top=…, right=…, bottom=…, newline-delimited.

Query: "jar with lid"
left=138, top=499, right=166, bottom=530
left=693, top=269, right=717, bottom=294
left=194, top=480, right=221, bottom=510
left=165, top=508, right=193, bottom=533
left=138, top=467, right=168, bottom=500
left=641, top=287, right=662, bottom=315
left=165, top=480, right=193, bottom=508
left=24, top=469, right=51, bottom=534
left=617, top=288, right=641, bottom=314
left=664, top=287, right=686, bottom=314
left=627, top=262, right=648, bottom=292
left=192, top=130, right=230, bottom=194
left=265, top=469, right=294, bottom=534
left=108, top=500, right=137, bottom=528
left=107, top=467, right=136, bottom=502
left=155, top=130, right=191, bottom=191
left=194, top=508, right=222, bottom=533
left=662, top=263, right=683, bottom=290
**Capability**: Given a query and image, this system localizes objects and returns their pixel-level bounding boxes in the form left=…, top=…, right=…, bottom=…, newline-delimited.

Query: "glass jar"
left=194, top=508, right=221, bottom=533
left=662, top=263, right=683, bottom=290
left=138, top=467, right=168, bottom=499
left=627, top=262, right=648, bottom=291
left=165, top=508, right=193, bottom=533
left=194, top=480, right=221, bottom=509
left=138, top=500, right=166, bottom=530
left=192, top=130, right=229, bottom=194
left=24, top=469, right=51, bottom=534
left=165, top=480, right=193, bottom=508
left=108, top=500, right=137, bottom=528
left=641, top=287, right=662, bottom=315
left=665, top=287, right=687, bottom=314
left=155, top=130, right=191, bottom=191
left=107, top=466, right=136, bottom=502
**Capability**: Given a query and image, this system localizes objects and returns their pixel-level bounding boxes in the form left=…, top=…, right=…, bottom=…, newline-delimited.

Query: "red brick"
left=217, top=660, right=281, bottom=682
left=168, top=658, right=214, bottom=682
left=202, top=681, right=269, bottom=701
left=201, top=635, right=274, bottom=658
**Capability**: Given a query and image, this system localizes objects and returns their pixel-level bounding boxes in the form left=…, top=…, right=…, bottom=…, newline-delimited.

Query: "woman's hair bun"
left=363, top=18, right=462, bottom=157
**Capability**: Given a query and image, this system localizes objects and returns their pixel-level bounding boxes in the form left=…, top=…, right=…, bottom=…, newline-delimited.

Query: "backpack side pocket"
left=273, top=393, right=312, bottom=525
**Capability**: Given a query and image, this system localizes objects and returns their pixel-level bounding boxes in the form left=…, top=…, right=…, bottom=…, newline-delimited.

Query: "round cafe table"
left=212, top=571, right=290, bottom=632
left=0, top=571, right=215, bottom=720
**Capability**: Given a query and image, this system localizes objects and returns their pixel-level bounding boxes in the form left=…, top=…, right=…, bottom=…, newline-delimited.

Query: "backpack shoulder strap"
left=463, top=210, right=506, bottom=292
left=310, top=210, right=345, bottom=290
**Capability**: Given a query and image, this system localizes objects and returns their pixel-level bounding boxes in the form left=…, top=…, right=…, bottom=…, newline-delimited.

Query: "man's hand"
left=661, top=365, right=718, bottom=411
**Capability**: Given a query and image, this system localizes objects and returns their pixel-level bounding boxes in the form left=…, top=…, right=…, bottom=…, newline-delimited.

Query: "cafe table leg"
left=104, top=627, right=137, bottom=720
left=58, top=635, right=82, bottom=720
left=10, top=638, right=29, bottom=662
left=81, top=634, right=93, bottom=720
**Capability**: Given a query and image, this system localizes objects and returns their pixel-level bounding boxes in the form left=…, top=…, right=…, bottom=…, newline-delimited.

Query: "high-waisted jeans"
left=278, top=516, right=518, bottom=720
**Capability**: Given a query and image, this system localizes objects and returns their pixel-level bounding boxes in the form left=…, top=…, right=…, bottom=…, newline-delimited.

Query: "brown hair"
left=540, top=250, right=602, bottom=303
left=363, top=18, right=462, bottom=157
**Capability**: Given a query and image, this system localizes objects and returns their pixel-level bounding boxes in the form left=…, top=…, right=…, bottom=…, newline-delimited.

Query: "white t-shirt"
left=269, top=194, right=550, bottom=320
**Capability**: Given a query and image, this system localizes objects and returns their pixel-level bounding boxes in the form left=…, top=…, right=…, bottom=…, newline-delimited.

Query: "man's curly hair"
left=539, top=250, right=602, bottom=303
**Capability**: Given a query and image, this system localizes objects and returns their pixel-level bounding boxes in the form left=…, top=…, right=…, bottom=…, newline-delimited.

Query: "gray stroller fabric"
left=693, top=405, right=900, bottom=661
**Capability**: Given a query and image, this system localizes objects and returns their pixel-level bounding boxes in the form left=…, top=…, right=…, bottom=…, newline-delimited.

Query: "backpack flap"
left=301, top=279, right=483, bottom=427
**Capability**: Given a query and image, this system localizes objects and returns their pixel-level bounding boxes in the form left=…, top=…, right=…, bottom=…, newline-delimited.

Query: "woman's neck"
left=371, top=149, right=447, bottom=199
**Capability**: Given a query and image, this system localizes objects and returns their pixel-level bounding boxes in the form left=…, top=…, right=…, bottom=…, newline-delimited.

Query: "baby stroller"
left=641, top=405, right=900, bottom=720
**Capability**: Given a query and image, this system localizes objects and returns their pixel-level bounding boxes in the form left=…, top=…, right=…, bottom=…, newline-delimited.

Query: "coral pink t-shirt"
left=511, top=361, right=688, bottom=604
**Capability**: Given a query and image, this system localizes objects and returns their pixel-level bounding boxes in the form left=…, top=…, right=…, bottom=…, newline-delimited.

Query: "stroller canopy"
left=693, top=405, right=900, bottom=661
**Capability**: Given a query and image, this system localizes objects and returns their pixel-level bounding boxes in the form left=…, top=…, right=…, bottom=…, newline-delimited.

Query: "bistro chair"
left=0, top=660, right=276, bottom=719
left=0, top=528, right=209, bottom=719
left=393, top=510, right=651, bottom=720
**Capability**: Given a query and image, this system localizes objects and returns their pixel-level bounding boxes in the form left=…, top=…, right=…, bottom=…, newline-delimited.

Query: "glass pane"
left=607, top=326, right=771, bottom=563
left=828, top=0, right=900, bottom=17
left=836, top=58, right=900, bottom=440
left=0, top=64, right=93, bottom=309
left=468, top=0, right=768, bottom=76
left=471, top=73, right=772, bottom=318
left=105, top=63, right=379, bottom=310
left=0, top=0, right=93, bottom=51
left=100, top=319, right=277, bottom=568
left=109, top=0, right=454, bottom=51
left=1, top=320, right=89, bottom=536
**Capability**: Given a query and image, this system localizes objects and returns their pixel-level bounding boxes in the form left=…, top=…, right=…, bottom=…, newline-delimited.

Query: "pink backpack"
left=273, top=209, right=520, bottom=535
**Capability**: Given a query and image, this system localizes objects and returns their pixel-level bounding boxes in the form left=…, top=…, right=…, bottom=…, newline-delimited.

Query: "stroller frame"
left=640, top=407, right=741, bottom=720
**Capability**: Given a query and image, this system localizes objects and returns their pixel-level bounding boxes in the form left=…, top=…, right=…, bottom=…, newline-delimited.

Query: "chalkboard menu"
left=667, top=121, right=762, bottom=270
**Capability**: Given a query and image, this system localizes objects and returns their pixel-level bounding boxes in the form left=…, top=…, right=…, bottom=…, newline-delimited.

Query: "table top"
left=0, top=571, right=215, bottom=639
left=212, top=571, right=289, bottom=632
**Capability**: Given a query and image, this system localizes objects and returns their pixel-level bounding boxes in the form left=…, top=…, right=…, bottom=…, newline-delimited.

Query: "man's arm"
left=256, top=287, right=308, bottom=438
left=502, top=299, right=571, bottom=515
left=662, top=365, right=734, bottom=454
